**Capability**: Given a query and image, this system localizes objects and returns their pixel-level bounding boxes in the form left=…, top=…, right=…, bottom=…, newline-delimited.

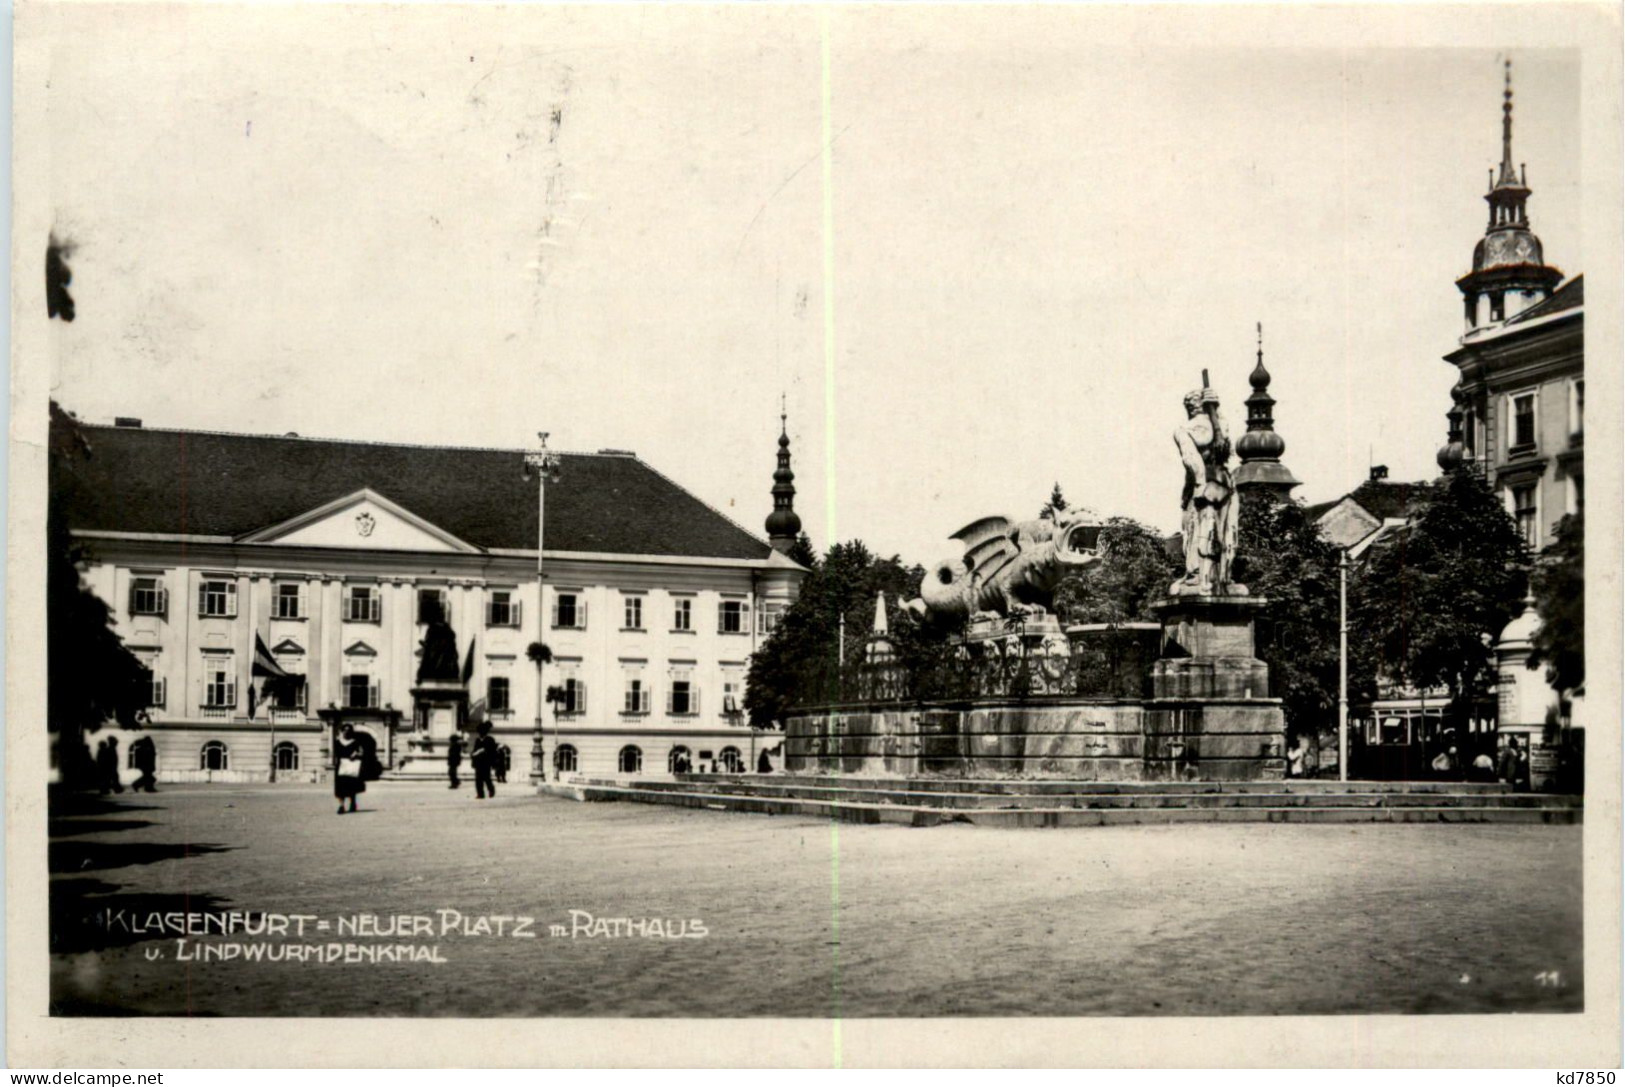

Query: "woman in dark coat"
left=333, top=723, right=366, bottom=814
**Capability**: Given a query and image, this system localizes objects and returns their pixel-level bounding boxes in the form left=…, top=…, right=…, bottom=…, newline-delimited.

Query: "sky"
left=29, top=5, right=1585, bottom=568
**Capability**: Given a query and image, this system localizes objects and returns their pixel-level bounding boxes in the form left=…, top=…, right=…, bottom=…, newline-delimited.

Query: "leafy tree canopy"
left=785, top=532, right=818, bottom=569
left=1351, top=469, right=1528, bottom=714
left=1530, top=512, right=1583, bottom=693
left=745, top=540, right=933, bottom=727
left=1052, top=517, right=1179, bottom=625
left=49, top=402, right=152, bottom=785
left=1234, top=495, right=1366, bottom=741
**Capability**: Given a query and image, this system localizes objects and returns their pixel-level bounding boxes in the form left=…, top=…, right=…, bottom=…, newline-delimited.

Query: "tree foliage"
left=1052, top=517, right=1179, bottom=625
left=1039, top=482, right=1070, bottom=521
left=1233, top=495, right=1363, bottom=741
left=1530, top=512, right=1583, bottom=693
left=785, top=532, right=818, bottom=569
left=1350, top=469, right=1528, bottom=718
left=49, top=402, right=152, bottom=786
left=745, top=540, right=935, bottom=727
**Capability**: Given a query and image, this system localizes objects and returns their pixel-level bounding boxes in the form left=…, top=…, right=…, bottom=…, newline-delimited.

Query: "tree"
left=1232, top=496, right=1364, bottom=743
left=1530, top=512, right=1583, bottom=694
left=1052, top=517, right=1179, bottom=625
left=745, top=540, right=934, bottom=727
left=1039, top=482, right=1070, bottom=521
left=1351, top=469, right=1528, bottom=725
left=786, top=532, right=818, bottom=569
left=49, top=402, right=152, bottom=788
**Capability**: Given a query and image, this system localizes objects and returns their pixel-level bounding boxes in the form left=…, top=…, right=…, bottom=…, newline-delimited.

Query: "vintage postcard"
left=7, top=0, right=1621, bottom=1069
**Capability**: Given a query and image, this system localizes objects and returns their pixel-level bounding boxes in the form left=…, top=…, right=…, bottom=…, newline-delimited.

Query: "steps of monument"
left=546, top=781, right=1582, bottom=826
left=678, top=774, right=1519, bottom=796
left=566, top=776, right=1578, bottom=811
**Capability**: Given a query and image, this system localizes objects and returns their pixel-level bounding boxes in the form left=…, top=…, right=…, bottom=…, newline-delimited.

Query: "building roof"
left=1307, top=479, right=1428, bottom=552
left=1335, top=479, right=1426, bottom=522
left=1506, top=273, right=1583, bottom=326
left=51, top=418, right=776, bottom=561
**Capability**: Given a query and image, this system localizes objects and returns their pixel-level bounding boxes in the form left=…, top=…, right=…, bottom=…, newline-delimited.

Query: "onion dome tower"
left=1437, top=381, right=1468, bottom=472
left=764, top=402, right=801, bottom=554
left=1456, top=59, right=1563, bottom=331
left=1233, top=323, right=1301, bottom=502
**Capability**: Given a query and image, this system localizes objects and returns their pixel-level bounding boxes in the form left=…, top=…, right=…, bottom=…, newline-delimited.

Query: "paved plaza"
left=49, top=782, right=1583, bottom=1017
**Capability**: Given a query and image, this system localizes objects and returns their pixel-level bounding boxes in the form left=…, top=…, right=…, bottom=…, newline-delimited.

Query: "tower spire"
left=1234, top=322, right=1300, bottom=502
left=765, top=396, right=801, bottom=554
left=1456, top=55, right=1561, bottom=331
left=1498, top=58, right=1518, bottom=188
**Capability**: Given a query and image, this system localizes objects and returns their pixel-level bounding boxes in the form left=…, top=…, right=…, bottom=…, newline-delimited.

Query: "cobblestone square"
left=50, top=782, right=1583, bottom=1017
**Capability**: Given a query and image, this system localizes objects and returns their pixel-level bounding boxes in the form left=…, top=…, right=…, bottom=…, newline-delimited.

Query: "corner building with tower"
left=51, top=413, right=808, bottom=785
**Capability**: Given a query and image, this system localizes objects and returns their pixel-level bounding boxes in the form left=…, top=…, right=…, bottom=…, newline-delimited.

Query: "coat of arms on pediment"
left=355, top=512, right=376, bottom=537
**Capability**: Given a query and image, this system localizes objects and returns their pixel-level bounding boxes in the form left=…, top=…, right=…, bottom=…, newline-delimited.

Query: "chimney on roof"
left=113, top=417, right=143, bottom=428
left=1370, top=465, right=1389, bottom=481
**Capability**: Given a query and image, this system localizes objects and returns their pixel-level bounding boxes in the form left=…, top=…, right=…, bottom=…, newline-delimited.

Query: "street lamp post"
left=525, top=433, right=562, bottom=784
left=1338, top=547, right=1350, bottom=782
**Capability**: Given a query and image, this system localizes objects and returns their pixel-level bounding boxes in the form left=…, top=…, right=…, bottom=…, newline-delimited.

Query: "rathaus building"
left=52, top=410, right=808, bottom=784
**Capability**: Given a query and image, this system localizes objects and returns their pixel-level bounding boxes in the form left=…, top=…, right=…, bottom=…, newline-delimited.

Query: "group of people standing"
left=329, top=722, right=505, bottom=813
left=88, top=734, right=157, bottom=795
left=444, top=725, right=504, bottom=798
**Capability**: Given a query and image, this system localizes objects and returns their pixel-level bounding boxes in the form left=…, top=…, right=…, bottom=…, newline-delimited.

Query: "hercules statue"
left=1173, top=381, right=1244, bottom=597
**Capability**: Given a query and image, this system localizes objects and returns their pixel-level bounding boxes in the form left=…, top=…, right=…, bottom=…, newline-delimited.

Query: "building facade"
left=53, top=415, right=807, bottom=785
left=1434, top=61, right=1585, bottom=788
left=1440, top=61, right=1583, bottom=554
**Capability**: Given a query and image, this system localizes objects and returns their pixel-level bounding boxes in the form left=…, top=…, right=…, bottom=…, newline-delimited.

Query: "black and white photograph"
left=8, top=0, right=1620, bottom=1069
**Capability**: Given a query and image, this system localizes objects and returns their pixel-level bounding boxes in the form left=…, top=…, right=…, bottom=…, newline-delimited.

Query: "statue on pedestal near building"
left=417, top=611, right=462, bottom=685
left=1173, top=380, right=1244, bottom=597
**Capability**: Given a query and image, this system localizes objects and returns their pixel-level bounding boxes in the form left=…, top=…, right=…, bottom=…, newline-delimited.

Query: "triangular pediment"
left=343, top=641, right=378, bottom=657
left=271, top=638, right=306, bottom=655
left=238, top=488, right=481, bottom=554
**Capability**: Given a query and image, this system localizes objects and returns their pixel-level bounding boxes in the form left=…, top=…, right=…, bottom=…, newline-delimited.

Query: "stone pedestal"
left=389, top=680, right=469, bottom=778
left=1146, top=595, right=1285, bottom=780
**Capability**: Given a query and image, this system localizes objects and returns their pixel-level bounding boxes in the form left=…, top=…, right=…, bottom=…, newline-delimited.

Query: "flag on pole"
left=461, top=637, right=476, bottom=686
left=250, top=633, right=288, bottom=721
left=252, top=633, right=289, bottom=679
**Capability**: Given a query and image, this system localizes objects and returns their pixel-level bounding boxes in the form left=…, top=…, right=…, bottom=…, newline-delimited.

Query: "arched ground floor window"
left=201, top=740, right=229, bottom=772
left=274, top=742, right=299, bottom=771
left=554, top=744, right=578, bottom=774
left=618, top=745, right=643, bottom=774
left=668, top=745, right=692, bottom=773
left=719, top=746, right=744, bottom=773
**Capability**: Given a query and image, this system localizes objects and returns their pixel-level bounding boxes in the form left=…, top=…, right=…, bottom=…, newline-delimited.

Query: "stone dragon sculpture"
left=904, top=509, right=1105, bottom=624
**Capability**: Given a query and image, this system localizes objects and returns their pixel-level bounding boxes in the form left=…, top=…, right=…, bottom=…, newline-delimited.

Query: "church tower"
left=1233, top=323, right=1300, bottom=502
left=764, top=403, right=801, bottom=554
left=1456, top=59, right=1563, bottom=331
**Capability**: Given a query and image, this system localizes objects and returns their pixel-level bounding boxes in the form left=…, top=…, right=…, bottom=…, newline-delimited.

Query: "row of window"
left=182, top=740, right=746, bottom=776
left=187, top=740, right=518, bottom=774
left=178, top=662, right=742, bottom=718
left=553, top=744, right=747, bottom=775
left=130, top=579, right=782, bottom=635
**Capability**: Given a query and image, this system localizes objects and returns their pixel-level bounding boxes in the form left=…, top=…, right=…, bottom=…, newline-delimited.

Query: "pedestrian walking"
left=446, top=732, right=464, bottom=789
left=96, top=736, right=125, bottom=795
left=130, top=736, right=159, bottom=793
left=333, top=724, right=366, bottom=814
left=470, top=723, right=499, bottom=800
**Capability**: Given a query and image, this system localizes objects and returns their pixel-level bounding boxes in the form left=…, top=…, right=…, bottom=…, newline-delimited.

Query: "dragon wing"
left=948, top=516, right=1019, bottom=584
